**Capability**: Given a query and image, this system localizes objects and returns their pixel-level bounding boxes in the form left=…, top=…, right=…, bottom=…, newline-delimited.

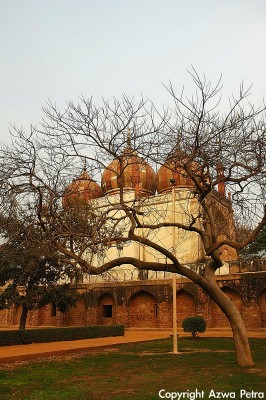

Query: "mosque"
left=0, top=140, right=265, bottom=329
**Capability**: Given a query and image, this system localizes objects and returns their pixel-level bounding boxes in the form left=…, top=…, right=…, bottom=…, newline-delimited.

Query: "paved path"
left=0, top=328, right=265, bottom=363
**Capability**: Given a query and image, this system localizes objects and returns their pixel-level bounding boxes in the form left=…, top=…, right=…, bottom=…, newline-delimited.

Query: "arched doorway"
left=128, top=291, right=157, bottom=328
left=259, top=290, right=266, bottom=328
left=97, top=293, right=116, bottom=325
left=211, top=287, right=243, bottom=327
left=175, top=289, right=197, bottom=326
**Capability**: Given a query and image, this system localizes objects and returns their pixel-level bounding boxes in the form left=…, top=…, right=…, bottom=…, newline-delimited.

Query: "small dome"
left=156, top=151, right=195, bottom=193
left=102, top=147, right=156, bottom=197
left=62, top=169, right=102, bottom=207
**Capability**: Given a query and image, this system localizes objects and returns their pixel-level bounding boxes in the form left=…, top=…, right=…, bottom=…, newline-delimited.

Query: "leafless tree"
left=0, top=71, right=265, bottom=366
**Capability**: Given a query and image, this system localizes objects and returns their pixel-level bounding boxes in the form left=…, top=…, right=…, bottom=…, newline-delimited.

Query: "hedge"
left=0, top=325, right=125, bottom=346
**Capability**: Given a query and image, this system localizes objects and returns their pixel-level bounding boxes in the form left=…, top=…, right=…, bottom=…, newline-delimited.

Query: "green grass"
left=0, top=338, right=265, bottom=400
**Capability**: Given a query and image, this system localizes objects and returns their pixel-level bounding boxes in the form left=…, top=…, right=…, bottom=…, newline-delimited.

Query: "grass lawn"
left=0, top=337, right=265, bottom=400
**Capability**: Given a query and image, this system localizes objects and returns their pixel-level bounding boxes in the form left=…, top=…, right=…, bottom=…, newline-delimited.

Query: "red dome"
left=62, top=169, right=102, bottom=207
left=156, top=151, right=195, bottom=193
left=102, top=147, right=156, bottom=197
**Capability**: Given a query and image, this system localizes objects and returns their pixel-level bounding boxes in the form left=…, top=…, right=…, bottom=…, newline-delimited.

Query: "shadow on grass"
left=0, top=337, right=265, bottom=400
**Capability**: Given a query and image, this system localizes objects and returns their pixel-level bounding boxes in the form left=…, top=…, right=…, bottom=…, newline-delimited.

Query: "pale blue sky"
left=1, top=0, right=266, bottom=141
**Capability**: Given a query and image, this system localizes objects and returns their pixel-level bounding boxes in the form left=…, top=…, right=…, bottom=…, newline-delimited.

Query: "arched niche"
left=128, top=291, right=157, bottom=328
left=173, top=289, right=197, bottom=326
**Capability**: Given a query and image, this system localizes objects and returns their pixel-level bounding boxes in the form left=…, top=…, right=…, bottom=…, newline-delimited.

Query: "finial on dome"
left=83, top=157, right=87, bottom=172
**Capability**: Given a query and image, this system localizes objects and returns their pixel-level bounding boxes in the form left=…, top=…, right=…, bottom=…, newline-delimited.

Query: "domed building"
left=62, top=166, right=102, bottom=207
left=62, top=145, right=237, bottom=279
left=156, top=150, right=196, bottom=193
left=1, top=142, right=265, bottom=331
left=102, top=145, right=156, bottom=198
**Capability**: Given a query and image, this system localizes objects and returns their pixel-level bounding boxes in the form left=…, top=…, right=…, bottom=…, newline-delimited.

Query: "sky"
left=1, top=0, right=266, bottom=142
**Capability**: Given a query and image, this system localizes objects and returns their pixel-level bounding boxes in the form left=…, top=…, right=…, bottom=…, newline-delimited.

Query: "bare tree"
left=0, top=72, right=265, bottom=366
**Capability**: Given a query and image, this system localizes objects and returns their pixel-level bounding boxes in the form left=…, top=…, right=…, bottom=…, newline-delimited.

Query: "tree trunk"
left=19, top=304, right=28, bottom=330
left=230, top=312, right=254, bottom=367
left=204, top=276, right=253, bottom=366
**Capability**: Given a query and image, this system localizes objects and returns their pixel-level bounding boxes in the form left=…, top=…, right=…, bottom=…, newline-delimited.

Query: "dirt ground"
left=0, top=328, right=265, bottom=363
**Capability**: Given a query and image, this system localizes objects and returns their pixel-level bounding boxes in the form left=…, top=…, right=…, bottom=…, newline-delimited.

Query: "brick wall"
left=65, top=300, right=87, bottom=326
left=0, top=273, right=265, bottom=330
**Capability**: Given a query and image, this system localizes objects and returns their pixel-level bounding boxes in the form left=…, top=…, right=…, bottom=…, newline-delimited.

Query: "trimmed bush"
left=0, top=324, right=125, bottom=346
left=182, top=316, right=206, bottom=338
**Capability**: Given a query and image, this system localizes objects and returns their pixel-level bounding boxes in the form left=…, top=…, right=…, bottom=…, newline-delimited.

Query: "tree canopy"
left=0, top=71, right=265, bottom=364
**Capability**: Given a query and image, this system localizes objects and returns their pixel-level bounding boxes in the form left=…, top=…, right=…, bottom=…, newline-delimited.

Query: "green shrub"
left=0, top=325, right=125, bottom=346
left=182, top=316, right=206, bottom=338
